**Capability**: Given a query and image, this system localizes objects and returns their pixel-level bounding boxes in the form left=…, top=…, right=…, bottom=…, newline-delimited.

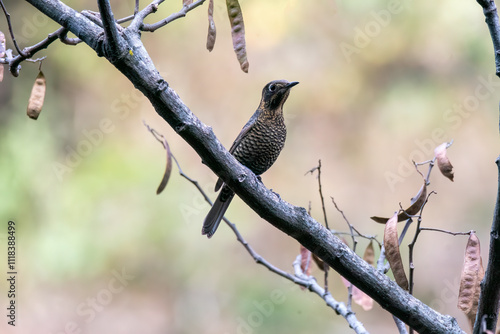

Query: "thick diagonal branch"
left=24, top=0, right=465, bottom=332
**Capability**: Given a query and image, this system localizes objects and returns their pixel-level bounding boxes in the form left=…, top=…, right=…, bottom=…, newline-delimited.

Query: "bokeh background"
left=1, top=0, right=499, bottom=333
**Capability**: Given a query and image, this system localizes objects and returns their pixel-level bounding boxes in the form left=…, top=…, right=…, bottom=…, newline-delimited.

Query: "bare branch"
left=97, top=0, right=120, bottom=56
left=0, top=0, right=26, bottom=56
left=144, top=123, right=369, bottom=332
left=420, top=228, right=473, bottom=236
left=141, top=0, right=206, bottom=32
left=9, top=27, right=69, bottom=77
left=474, top=157, right=500, bottom=334
left=476, top=0, right=500, bottom=77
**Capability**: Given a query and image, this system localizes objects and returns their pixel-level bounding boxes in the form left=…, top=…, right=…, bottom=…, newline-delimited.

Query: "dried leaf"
left=226, top=0, right=249, bottom=72
left=457, top=232, right=484, bottom=329
left=371, top=183, right=427, bottom=224
left=300, top=245, right=312, bottom=276
left=340, top=276, right=373, bottom=311
left=27, top=71, right=46, bottom=120
left=156, top=137, right=173, bottom=194
left=434, top=142, right=454, bottom=181
left=363, top=241, right=375, bottom=266
left=206, top=0, right=216, bottom=51
left=183, top=0, right=193, bottom=5
left=384, top=212, right=409, bottom=290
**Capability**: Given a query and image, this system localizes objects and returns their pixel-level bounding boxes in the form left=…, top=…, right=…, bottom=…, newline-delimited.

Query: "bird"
left=202, top=80, right=299, bottom=238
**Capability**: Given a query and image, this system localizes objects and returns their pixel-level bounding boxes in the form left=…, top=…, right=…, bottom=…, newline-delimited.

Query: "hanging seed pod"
left=27, top=71, right=46, bottom=120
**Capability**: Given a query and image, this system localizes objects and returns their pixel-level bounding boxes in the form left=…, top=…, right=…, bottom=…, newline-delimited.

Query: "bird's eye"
left=268, top=83, right=277, bottom=92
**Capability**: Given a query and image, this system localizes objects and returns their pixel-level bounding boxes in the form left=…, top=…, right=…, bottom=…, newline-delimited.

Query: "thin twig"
left=305, top=160, right=329, bottom=229
left=419, top=228, right=473, bottom=236
left=142, top=0, right=206, bottom=32
left=0, top=0, right=26, bottom=56
left=9, top=27, right=68, bottom=76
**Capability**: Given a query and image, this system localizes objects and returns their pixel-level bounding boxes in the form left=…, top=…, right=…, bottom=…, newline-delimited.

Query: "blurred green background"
left=1, top=0, right=499, bottom=333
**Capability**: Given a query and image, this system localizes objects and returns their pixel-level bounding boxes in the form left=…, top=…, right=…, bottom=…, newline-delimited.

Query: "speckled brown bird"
left=202, top=80, right=299, bottom=238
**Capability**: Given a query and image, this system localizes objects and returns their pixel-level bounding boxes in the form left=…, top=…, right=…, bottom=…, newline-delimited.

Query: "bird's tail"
left=202, top=186, right=235, bottom=238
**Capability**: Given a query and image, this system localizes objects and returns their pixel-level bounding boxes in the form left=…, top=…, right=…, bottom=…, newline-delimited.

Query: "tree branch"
left=141, top=0, right=206, bottom=32
left=476, top=0, right=500, bottom=76
left=24, top=0, right=465, bottom=332
left=474, top=157, right=500, bottom=334
left=97, top=0, right=121, bottom=58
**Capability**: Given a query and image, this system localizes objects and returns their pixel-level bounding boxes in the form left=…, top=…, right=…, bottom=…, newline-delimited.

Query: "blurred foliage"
left=1, top=0, right=499, bottom=333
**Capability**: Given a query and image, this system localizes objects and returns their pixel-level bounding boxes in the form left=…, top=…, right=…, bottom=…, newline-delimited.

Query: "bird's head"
left=260, top=80, right=299, bottom=112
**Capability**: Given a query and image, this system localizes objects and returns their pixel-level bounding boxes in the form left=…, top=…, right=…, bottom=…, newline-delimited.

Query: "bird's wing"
left=228, top=109, right=260, bottom=154
left=214, top=110, right=260, bottom=191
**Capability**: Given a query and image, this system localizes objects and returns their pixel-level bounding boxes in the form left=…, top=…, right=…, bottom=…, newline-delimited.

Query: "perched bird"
left=202, top=80, right=299, bottom=238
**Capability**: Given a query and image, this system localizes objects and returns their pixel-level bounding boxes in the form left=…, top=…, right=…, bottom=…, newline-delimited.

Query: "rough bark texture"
left=24, top=1, right=467, bottom=333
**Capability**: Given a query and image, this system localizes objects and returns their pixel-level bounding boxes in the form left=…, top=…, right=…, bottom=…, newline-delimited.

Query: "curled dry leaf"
left=457, top=232, right=484, bottom=330
left=434, top=142, right=454, bottom=182
left=206, top=0, right=216, bottom=51
left=226, top=0, right=249, bottom=72
left=363, top=241, right=375, bottom=266
left=27, top=71, right=46, bottom=120
left=384, top=212, right=409, bottom=290
left=156, top=137, right=173, bottom=194
left=371, top=183, right=427, bottom=224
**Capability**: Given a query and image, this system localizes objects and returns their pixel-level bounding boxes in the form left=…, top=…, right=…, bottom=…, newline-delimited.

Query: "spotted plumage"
left=202, top=80, right=298, bottom=238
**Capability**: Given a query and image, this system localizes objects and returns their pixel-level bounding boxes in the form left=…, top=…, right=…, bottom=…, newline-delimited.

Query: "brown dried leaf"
left=27, top=71, right=46, bottom=120
left=300, top=245, right=312, bottom=276
left=226, top=0, right=249, bottom=72
left=434, top=142, right=454, bottom=181
left=206, top=0, right=216, bottom=51
left=363, top=241, right=375, bottom=266
left=384, top=212, right=409, bottom=290
left=156, top=137, right=173, bottom=194
left=457, top=232, right=484, bottom=328
left=371, top=183, right=427, bottom=224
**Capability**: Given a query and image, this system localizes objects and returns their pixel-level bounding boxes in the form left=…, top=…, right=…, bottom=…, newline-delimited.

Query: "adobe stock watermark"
left=338, top=0, right=412, bottom=63
left=48, top=267, right=134, bottom=334
left=179, top=180, right=214, bottom=225
left=385, top=74, right=500, bottom=191
left=52, top=91, right=143, bottom=181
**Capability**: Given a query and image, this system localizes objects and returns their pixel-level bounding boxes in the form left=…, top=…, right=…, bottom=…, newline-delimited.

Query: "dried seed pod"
left=434, top=142, right=454, bottom=181
left=206, top=0, right=216, bottom=51
left=384, top=212, right=409, bottom=290
left=156, top=137, right=173, bottom=194
left=27, top=71, right=46, bottom=120
left=457, top=232, right=484, bottom=330
left=226, top=0, right=249, bottom=72
left=371, top=183, right=427, bottom=224
left=363, top=241, right=375, bottom=266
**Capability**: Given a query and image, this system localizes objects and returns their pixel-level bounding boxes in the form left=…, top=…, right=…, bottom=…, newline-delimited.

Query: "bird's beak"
left=286, top=81, right=299, bottom=89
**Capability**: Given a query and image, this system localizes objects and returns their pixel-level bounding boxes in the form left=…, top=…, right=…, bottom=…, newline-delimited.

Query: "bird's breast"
left=233, top=118, right=287, bottom=175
